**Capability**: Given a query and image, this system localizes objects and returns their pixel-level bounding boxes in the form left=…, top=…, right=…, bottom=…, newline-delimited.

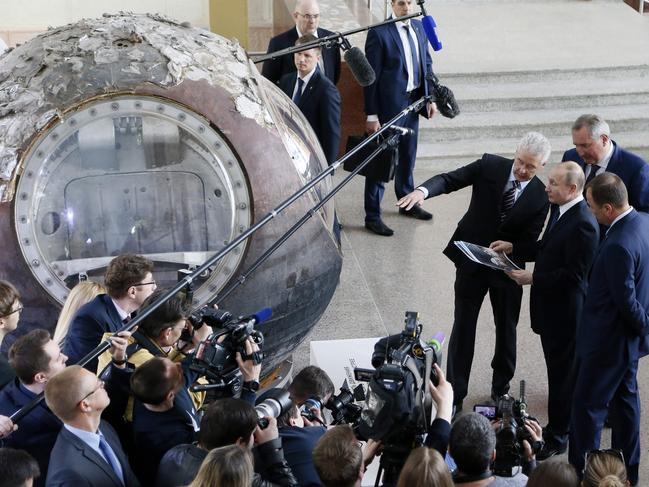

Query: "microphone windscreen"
left=422, top=15, right=442, bottom=51
left=252, top=307, right=272, bottom=324
left=343, top=46, right=376, bottom=87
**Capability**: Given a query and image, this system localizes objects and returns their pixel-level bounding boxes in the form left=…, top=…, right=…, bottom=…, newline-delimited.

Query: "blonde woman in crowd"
left=582, top=449, right=630, bottom=487
left=187, top=445, right=253, bottom=487
left=396, top=447, right=454, bottom=487
left=53, top=280, right=105, bottom=346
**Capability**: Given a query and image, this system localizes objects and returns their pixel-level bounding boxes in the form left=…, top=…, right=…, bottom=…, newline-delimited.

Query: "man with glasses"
left=64, top=253, right=155, bottom=372
left=0, top=329, right=131, bottom=487
left=45, top=365, right=141, bottom=487
left=0, top=280, right=22, bottom=389
left=262, top=0, right=341, bottom=85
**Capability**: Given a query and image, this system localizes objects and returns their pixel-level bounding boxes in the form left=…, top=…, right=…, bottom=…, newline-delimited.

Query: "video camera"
left=189, top=308, right=270, bottom=397
left=353, top=311, right=440, bottom=487
left=491, top=380, right=543, bottom=477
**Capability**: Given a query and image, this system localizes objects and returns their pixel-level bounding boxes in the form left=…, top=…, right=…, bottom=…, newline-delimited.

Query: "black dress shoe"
left=365, top=219, right=394, bottom=236
left=536, top=442, right=567, bottom=461
left=399, top=206, right=433, bottom=221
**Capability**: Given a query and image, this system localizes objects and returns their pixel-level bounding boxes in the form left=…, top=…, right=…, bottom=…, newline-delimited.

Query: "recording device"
left=387, top=125, right=415, bottom=137
left=417, top=0, right=443, bottom=51
left=325, top=386, right=364, bottom=425
left=354, top=311, right=439, bottom=487
left=189, top=308, right=270, bottom=397
left=426, top=73, right=460, bottom=119
left=255, top=388, right=292, bottom=429
left=341, top=39, right=376, bottom=87
left=473, top=404, right=497, bottom=420
left=492, top=380, right=543, bottom=477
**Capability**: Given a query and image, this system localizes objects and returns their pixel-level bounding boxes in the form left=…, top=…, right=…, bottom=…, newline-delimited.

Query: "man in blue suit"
left=45, top=365, right=141, bottom=487
left=492, top=161, right=600, bottom=459
left=363, top=0, right=437, bottom=236
left=563, top=114, right=649, bottom=213
left=569, top=173, right=649, bottom=486
left=63, top=253, right=155, bottom=372
left=262, top=0, right=340, bottom=86
left=279, top=35, right=341, bottom=165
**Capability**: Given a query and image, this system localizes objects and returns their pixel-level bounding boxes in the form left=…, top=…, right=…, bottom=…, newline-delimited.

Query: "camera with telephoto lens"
left=189, top=309, right=269, bottom=398
left=492, top=380, right=543, bottom=477
left=255, top=388, right=292, bottom=429
left=353, top=311, right=440, bottom=487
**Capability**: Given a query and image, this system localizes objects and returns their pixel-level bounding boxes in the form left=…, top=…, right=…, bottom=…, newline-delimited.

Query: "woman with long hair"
left=53, top=280, right=105, bottom=346
left=187, top=445, right=254, bottom=487
left=396, top=447, right=454, bottom=487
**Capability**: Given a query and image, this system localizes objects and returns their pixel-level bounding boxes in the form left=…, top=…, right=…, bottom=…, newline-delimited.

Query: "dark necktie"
left=293, top=77, right=305, bottom=105
left=584, top=164, right=601, bottom=188
left=403, top=25, right=420, bottom=88
left=546, top=205, right=560, bottom=234
left=99, top=434, right=125, bottom=485
left=500, top=180, right=521, bottom=222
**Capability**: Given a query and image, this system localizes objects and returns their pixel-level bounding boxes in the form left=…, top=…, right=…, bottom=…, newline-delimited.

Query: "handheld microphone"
left=341, top=40, right=376, bottom=87
left=418, top=0, right=442, bottom=51
left=249, top=307, right=272, bottom=325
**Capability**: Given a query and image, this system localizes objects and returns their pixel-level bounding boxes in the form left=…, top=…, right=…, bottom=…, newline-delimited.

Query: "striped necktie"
left=500, top=180, right=521, bottom=222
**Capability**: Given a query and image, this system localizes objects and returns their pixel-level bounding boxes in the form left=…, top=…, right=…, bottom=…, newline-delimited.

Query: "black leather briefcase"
left=343, top=134, right=398, bottom=183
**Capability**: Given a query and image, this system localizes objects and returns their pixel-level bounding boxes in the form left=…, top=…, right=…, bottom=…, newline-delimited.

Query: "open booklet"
left=453, top=241, right=521, bottom=272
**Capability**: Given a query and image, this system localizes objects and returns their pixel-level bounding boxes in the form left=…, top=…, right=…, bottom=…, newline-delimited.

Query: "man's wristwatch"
left=242, top=380, right=260, bottom=392
left=111, top=356, right=128, bottom=366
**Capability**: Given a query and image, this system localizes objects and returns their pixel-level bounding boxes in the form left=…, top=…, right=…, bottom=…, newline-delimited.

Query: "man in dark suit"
left=262, top=0, right=340, bottom=85
left=279, top=34, right=341, bottom=165
left=45, top=365, right=141, bottom=487
left=64, top=253, right=155, bottom=372
left=569, top=173, right=649, bottom=486
left=363, top=0, right=437, bottom=236
left=563, top=113, right=649, bottom=213
left=491, top=161, right=600, bottom=459
left=397, top=132, right=551, bottom=410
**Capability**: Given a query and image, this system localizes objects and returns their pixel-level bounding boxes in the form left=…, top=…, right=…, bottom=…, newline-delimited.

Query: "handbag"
left=343, top=134, right=398, bottom=183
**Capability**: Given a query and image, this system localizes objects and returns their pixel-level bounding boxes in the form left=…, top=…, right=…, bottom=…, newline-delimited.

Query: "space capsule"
left=0, top=13, right=342, bottom=372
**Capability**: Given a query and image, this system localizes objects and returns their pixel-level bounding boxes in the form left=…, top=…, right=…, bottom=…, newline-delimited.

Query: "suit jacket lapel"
left=299, top=70, right=320, bottom=108
left=103, top=295, right=123, bottom=332
left=388, top=23, right=407, bottom=75
left=62, top=428, right=123, bottom=487
left=606, top=141, right=621, bottom=173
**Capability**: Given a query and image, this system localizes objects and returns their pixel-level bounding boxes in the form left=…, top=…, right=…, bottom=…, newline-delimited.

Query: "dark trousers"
left=446, top=267, right=523, bottom=402
left=364, top=110, right=419, bottom=223
left=569, top=351, right=641, bottom=485
left=540, top=330, right=577, bottom=447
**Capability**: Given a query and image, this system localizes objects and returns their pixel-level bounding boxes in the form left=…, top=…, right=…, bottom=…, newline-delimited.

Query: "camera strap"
left=126, top=331, right=167, bottom=358
left=453, top=470, right=493, bottom=484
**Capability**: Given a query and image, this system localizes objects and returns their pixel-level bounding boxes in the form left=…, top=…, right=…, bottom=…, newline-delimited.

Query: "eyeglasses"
left=297, top=13, right=320, bottom=20
left=78, top=379, right=105, bottom=404
left=132, top=280, right=156, bottom=288
left=585, top=449, right=625, bottom=465
left=2, top=304, right=23, bottom=317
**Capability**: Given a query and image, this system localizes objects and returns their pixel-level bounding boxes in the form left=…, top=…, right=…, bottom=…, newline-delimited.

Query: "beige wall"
left=0, top=0, right=210, bottom=47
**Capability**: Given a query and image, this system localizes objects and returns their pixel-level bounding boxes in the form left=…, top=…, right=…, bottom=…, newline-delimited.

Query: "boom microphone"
left=388, top=125, right=415, bottom=137
left=418, top=0, right=442, bottom=51
left=343, top=46, right=376, bottom=87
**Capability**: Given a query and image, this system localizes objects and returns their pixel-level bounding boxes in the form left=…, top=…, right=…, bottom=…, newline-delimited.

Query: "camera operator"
left=0, top=329, right=130, bottom=487
left=157, top=397, right=298, bottom=487
left=449, top=413, right=542, bottom=486
left=276, top=402, right=325, bottom=486
left=129, top=357, right=199, bottom=486
left=287, top=365, right=334, bottom=426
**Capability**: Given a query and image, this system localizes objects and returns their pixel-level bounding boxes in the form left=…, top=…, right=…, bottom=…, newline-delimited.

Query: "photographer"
left=157, top=397, right=297, bottom=487
left=287, top=365, right=334, bottom=427
left=449, top=413, right=541, bottom=486
left=129, top=357, right=200, bottom=486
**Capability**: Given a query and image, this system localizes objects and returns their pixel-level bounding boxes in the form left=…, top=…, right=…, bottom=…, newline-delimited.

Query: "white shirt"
left=366, top=12, right=421, bottom=122
left=292, top=65, right=318, bottom=100
left=417, top=168, right=530, bottom=200
left=607, top=206, right=634, bottom=235
left=558, top=194, right=584, bottom=219
left=111, top=298, right=130, bottom=322
left=584, top=142, right=614, bottom=179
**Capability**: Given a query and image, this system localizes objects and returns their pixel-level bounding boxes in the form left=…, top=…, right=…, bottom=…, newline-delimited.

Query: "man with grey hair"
left=490, top=161, right=599, bottom=459
left=563, top=113, right=649, bottom=213
left=397, top=132, right=550, bottom=413
left=262, top=0, right=341, bottom=85
left=450, top=412, right=538, bottom=485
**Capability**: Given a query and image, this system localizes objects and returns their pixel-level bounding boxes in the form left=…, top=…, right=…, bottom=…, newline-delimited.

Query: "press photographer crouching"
left=449, top=412, right=542, bottom=486
left=157, top=396, right=298, bottom=487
